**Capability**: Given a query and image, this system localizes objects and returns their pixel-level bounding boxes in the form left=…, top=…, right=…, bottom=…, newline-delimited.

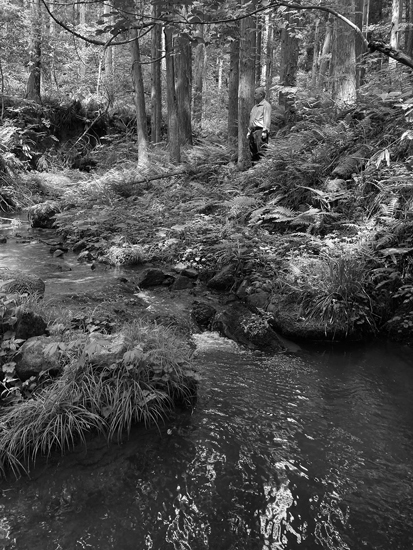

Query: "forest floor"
left=5, top=95, right=413, bottom=350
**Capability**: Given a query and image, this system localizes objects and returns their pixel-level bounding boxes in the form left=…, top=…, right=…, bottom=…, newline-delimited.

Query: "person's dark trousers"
left=249, top=127, right=269, bottom=162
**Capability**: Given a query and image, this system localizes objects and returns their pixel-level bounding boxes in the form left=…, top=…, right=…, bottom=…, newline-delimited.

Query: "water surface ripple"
left=0, top=341, right=412, bottom=550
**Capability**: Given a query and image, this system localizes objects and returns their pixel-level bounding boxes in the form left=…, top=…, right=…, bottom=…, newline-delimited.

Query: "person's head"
left=254, top=87, right=265, bottom=102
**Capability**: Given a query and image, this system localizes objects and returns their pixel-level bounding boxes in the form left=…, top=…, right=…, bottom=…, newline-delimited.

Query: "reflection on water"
left=0, top=340, right=412, bottom=549
left=1, top=217, right=413, bottom=549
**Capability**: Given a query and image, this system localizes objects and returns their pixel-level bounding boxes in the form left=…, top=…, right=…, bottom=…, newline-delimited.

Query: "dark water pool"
left=0, top=337, right=412, bottom=550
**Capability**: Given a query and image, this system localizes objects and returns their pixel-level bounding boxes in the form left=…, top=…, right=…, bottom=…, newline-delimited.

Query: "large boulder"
left=15, top=336, right=62, bottom=380
left=191, top=301, right=217, bottom=330
left=212, top=302, right=282, bottom=353
left=28, top=200, right=61, bottom=228
left=136, top=268, right=167, bottom=288
left=207, top=265, right=237, bottom=291
left=0, top=268, right=45, bottom=297
left=14, top=310, right=48, bottom=340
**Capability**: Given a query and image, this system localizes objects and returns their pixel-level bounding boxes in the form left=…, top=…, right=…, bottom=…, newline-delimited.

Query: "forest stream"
left=0, top=216, right=413, bottom=550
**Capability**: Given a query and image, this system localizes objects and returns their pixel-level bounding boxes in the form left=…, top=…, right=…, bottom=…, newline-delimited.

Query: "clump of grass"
left=278, top=247, right=375, bottom=335
left=0, top=320, right=199, bottom=477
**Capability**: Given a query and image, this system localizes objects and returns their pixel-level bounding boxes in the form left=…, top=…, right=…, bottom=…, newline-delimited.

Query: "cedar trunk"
left=237, top=8, right=256, bottom=171
left=164, top=26, right=181, bottom=163
left=192, top=26, right=205, bottom=129
left=130, top=30, right=149, bottom=165
left=26, top=0, right=42, bottom=103
left=228, top=38, right=240, bottom=140
left=175, top=34, right=192, bottom=145
left=150, top=6, right=162, bottom=143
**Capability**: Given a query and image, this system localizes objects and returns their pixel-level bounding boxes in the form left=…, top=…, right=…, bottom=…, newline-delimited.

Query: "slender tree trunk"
left=164, top=26, right=181, bottom=163
left=26, top=0, right=42, bottom=102
left=355, top=0, right=366, bottom=87
left=228, top=37, right=239, bottom=140
left=151, top=5, right=162, bottom=143
left=319, top=14, right=333, bottom=89
left=237, top=4, right=256, bottom=171
left=130, top=29, right=149, bottom=165
left=104, top=3, right=113, bottom=83
left=79, top=2, right=87, bottom=80
left=264, top=14, right=274, bottom=99
left=362, top=0, right=370, bottom=36
left=175, top=33, right=192, bottom=145
left=192, top=26, right=205, bottom=130
left=390, top=0, right=403, bottom=69
left=311, top=18, right=321, bottom=88
left=255, top=15, right=263, bottom=84
left=407, top=0, right=413, bottom=57
left=279, top=10, right=299, bottom=120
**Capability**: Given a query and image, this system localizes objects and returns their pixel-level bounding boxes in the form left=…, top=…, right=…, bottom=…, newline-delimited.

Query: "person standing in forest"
left=247, top=87, right=272, bottom=162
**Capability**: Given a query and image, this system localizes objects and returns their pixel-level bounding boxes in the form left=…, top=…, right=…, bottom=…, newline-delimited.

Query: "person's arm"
left=263, top=102, right=272, bottom=132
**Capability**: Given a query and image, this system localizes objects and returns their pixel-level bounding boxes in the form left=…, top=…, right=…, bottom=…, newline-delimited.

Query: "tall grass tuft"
left=0, top=320, right=198, bottom=477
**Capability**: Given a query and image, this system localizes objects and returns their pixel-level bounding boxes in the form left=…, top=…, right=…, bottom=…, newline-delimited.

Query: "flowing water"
left=1, top=217, right=413, bottom=550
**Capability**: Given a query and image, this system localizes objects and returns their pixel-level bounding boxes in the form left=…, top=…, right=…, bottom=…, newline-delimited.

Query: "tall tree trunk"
left=228, top=37, right=239, bottom=140
left=279, top=10, right=299, bottom=120
left=237, top=6, right=256, bottom=171
left=319, top=14, right=333, bottom=89
left=164, top=26, right=181, bottom=163
left=255, top=15, right=263, bottom=84
left=26, top=0, right=42, bottom=103
left=79, top=2, right=87, bottom=80
left=362, top=0, right=370, bottom=36
left=104, top=3, right=113, bottom=84
left=389, top=0, right=403, bottom=69
left=192, top=26, right=205, bottom=130
left=355, top=0, right=366, bottom=87
left=407, top=0, right=413, bottom=57
left=175, top=34, right=192, bottom=145
left=130, top=30, right=149, bottom=165
left=330, top=0, right=358, bottom=105
left=264, top=14, right=274, bottom=99
left=311, top=18, right=321, bottom=88
left=151, top=5, right=162, bottom=143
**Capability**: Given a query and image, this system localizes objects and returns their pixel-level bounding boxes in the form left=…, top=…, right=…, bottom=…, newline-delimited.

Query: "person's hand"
left=262, top=130, right=268, bottom=139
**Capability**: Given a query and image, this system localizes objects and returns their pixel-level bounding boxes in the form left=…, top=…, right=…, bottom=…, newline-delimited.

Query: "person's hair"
left=255, top=87, right=265, bottom=97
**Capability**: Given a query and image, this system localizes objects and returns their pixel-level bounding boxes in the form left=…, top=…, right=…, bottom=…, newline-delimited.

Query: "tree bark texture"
left=164, top=26, right=181, bottom=164
left=151, top=6, right=162, bottom=143
left=228, top=37, right=239, bottom=140
left=237, top=9, right=256, bottom=171
left=192, top=26, right=205, bottom=129
left=130, top=30, right=149, bottom=165
left=279, top=10, right=299, bottom=120
left=264, top=14, right=274, bottom=99
left=175, top=34, right=192, bottom=145
left=407, top=0, right=413, bottom=57
left=331, top=0, right=357, bottom=105
left=255, top=15, right=263, bottom=84
left=311, top=18, right=321, bottom=88
left=389, top=0, right=403, bottom=68
left=26, top=0, right=42, bottom=102
left=319, top=14, right=333, bottom=88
